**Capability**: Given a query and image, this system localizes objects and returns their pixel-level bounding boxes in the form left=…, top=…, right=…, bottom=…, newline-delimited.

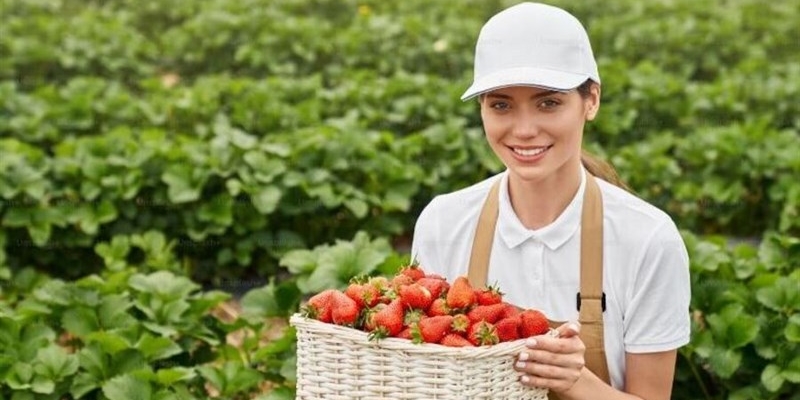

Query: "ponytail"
left=581, top=150, right=631, bottom=191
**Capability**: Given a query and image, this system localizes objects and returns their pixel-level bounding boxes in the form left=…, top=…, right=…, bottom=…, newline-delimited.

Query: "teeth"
left=513, top=147, right=548, bottom=156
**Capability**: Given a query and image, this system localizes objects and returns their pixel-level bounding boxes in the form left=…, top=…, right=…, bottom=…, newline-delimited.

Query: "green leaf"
left=129, top=271, right=199, bottom=300
left=70, top=372, right=101, bottom=398
left=161, top=164, right=206, bottom=203
left=31, top=374, right=55, bottom=394
left=155, top=367, right=196, bottom=386
left=761, top=364, right=784, bottom=392
left=240, top=280, right=301, bottom=320
left=756, top=276, right=800, bottom=312
left=787, top=314, right=800, bottom=342
left=251, top=185, right=282, bottom=214
left=785, top=357, right=800, bottom=384
left=343, top=198, right=369, bottom=218
left=62, top=307, right=100, bottom=337
left=33, top=345, right=79, bottom=381
left=253, top=386, right=295, bottom=400
left=706, top=303, right=759, bottom=349
left=136, top=334, right=183, bottom=362
left=279, top=249, right=317, bottom=275
left=85, top=331, right=131, bottom=355
left=7, top=362, right=33, bottom=389
left=102, top=374, right=152, bottom=400
left=708, top=348, right=741, bottom=379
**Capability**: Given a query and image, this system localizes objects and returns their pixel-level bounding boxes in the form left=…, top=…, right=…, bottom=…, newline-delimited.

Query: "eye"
left=539, top=99, right=561, bottom=109
left=490, top=101, right=511, bottom=111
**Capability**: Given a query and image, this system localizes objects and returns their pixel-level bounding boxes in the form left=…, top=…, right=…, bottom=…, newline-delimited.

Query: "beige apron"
left=466, top=171, right=612, bottom=397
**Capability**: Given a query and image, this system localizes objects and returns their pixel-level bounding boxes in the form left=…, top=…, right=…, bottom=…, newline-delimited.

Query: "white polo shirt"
left=410, top=168, right=691, bottom=389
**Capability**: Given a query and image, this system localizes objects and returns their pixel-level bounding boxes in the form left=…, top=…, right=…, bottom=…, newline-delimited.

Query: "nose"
left=510, top=111, right=540, bottom=139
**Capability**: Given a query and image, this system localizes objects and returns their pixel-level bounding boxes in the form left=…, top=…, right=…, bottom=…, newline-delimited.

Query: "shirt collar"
left=497, top=168, right=586, bottom=250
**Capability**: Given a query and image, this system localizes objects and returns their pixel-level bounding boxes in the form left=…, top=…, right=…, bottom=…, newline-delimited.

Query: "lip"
left=508, top=144, right=553, bottom=163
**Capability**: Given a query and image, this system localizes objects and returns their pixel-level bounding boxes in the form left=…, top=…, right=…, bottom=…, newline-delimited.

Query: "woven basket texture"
left=290, top=314, right=549, bottom=400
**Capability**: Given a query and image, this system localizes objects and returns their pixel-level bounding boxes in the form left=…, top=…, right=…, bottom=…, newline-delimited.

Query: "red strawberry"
left=446, top=276, right=477, bottom=310
left=440, top=333, right=474, bottom=347
left=398, top=283, right=433, bottom=310
left=331, top=291, right=360, bottom=325
left=404, top=309, right=425, bottom=326
left=466, top=303, right=507, bottom=324
left=498, top=302, right=522, bottom=319
left=363, top=303, right=385, bottom=332
left=475, top=285, right=504, bottom=306
left=303, top=289, right=337, bottom=323
left=428, top=298, right=450, bottom=316
left=368, top=299, right=405, bottom=339
left=451, top=314, right=470, bottom=333
left=495, top=315, right=521, bottom=342
left=345, top=283, right=381, bottom=308
left=425, top=273, right=447, bottom=280
left=466, top=321, right=499, bottom=346
left=397, top=327, right=413, bottom=340
left=412, top=315, right=454, bottom=344
left=391, top=274, right=415, bottom=291
left=399, top=263, right=426, bottom=281
left=417, top=277, right=449, bottom=300
left=519, top=309, right=550, bottom=337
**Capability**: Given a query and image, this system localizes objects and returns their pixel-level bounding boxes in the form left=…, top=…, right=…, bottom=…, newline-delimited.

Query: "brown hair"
left=576, top=80, right=631, bottom=191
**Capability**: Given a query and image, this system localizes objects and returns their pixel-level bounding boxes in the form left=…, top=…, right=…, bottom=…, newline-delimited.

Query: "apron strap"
left=466, top=171, right=611, bottom=388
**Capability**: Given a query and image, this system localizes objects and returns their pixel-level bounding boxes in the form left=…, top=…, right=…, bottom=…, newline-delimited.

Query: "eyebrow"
left=485, top=90, right=562, bottom=100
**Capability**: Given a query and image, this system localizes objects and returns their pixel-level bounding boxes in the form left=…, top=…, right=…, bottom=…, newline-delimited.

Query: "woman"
left=410, top=3, right=691, bottom=400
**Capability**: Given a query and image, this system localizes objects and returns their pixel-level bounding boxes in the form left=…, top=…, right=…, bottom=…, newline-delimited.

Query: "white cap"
left=461, top=2, right=600, bottom=101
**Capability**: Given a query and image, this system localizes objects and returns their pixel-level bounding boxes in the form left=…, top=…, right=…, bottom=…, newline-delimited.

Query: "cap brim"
left=460, top=67, right=592, bottom=101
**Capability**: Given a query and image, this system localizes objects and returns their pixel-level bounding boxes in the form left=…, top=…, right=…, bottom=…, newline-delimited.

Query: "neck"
left=507, top=163, right=583, bottom=230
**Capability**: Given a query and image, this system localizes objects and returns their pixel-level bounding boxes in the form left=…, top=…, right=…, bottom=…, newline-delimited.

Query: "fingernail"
left=569, top=323, right=579, bottom=331
left=518, top=352, right=529, bottom=361
left=515, top=361, right=526, bottom=369
left=520, top=375, right=530, bottom=383
left=526, top=338, right=537, bottom=347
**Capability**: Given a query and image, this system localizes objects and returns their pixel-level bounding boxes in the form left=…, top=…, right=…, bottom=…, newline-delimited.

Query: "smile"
left=512, top=146, right=552, bottom=157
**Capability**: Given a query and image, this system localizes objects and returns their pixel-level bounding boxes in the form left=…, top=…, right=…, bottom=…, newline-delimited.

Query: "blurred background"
left=1, top=0, right=798, bottom=399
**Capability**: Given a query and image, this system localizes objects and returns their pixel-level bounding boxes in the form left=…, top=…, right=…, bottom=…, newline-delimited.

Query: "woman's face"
left=479, top=84, right=600, bottom=184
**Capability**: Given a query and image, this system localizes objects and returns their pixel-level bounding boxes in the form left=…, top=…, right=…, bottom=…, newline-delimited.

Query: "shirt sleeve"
left=623, top=219, right=692, bottom=353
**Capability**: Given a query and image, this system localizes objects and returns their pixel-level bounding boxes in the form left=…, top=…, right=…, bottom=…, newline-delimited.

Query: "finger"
left=518, top=348, right=585, bottom=369
left=555, top=321, right=580, bottom=338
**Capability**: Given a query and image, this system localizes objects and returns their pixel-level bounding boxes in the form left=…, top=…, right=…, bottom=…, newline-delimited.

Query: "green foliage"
left=675, top=232, right=800, bottom=399
left=0, top=0, right=799, bottom=398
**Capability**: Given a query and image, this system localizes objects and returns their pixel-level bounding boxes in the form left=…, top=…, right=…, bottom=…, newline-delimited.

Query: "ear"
left=585, top=84, right=601, bottom=121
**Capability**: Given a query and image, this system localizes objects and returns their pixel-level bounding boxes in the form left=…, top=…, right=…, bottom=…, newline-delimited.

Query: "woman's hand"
left=514, top=322, right=586, bottom=393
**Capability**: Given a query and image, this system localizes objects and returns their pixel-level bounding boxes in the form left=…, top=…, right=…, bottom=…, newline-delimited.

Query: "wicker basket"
left=290, top=314, right=550, bottom=400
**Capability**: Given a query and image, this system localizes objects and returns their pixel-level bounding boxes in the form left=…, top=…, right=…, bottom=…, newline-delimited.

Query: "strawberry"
left=391, top=274, right=415, bottom=291
left=303, top=289, right=337, bottom=323
left=368, top=299, right=405, bottom=339
left=399, top=263, right=426, bottom=281
left=446, top=276, right=477, bottom=310
left=466, top=303, right=507, bottom=324
left=451, top=313, right=470, bottom=333
left=440, top=333, right=475, bottom=347
left=363, top=303, right=385, bottom=332
left=494, top=315, right=521, bottom=342
left=397, top=327, right=413, bottom=340
left=466, top=321, right=499, bottom=346
left=331, top=291, right=360, bottom=325
left=475, top=285, right=504, bottom=306
left=404, top=309, right=425, bottom=326
left=428, top=298, right=450, bottom=316
left=345, top=283, right=381, bottom=308
left=498, top=302, right=522, bottom=319
left=398, top=283, right=433, bottom=310
left=417, top=277, right=449, bottom=300
left=411, top=315, right=454, bottom=344
left=425, top=273, right=447, bottom=280
left=519, top=309, right=550, bottom=337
